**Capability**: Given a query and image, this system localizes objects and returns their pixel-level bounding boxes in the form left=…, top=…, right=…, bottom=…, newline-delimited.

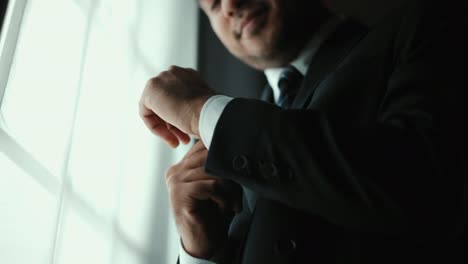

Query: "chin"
left=241, top=27, right=298, bottom=69
left=242, top=52, right=293, bottom=70
left=239, top=39, right=297, bottom=70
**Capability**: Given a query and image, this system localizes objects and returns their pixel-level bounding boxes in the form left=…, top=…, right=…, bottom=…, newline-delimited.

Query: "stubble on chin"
left=235, top=0, right=324, bottom=69
left=239, top=23, right=301, bottom=69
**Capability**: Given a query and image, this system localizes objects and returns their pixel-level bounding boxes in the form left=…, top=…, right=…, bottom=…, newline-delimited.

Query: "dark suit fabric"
left=205, top=0, right=467, bottom=263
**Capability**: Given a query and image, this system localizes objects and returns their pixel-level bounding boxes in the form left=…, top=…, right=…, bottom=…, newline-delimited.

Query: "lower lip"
left=242, top=11, right=267, bottom=36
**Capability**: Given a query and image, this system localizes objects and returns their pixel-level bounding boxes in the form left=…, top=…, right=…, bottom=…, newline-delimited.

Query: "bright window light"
left=55, top=208, right=112, bottom=264
left=1, top=0, right=86, bottom=178
left=0, top=153, right=57, bottom=264
left=0, top=0, right=198, bottom=263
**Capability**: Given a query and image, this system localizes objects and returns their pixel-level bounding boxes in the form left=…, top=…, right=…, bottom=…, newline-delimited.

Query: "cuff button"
left=232, top=155, right=249, bottom=171
left=273, top=239, right=297, bottom=255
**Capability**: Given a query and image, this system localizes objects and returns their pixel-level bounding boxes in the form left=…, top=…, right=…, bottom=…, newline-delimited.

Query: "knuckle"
left=180, top=157, right=190, bottom=169
left=168, top=65, right=179, bottom=71
left=166, top=178, right=177, bottom=194
left=146, top=77, right=161, bottom=88
left=184, top=67, right=195, bottom=72
left=138, top=101, right=145, bottom=114
left=206, top=179, right=219, bottom=193
left=167, top=182, right=177, bottom=196
left=181, top=206, right=196, bottom=218
left=184, top=168, right=198, bottom=181
left=183, top=166, right=199, bottom=182
left=138, top=99, right=149, bottom=111
left=181, top=165, right=193, bottom=179
left=138, top=108, right=145, bottom=118
left=144, top=78, right=152, bottom=87
left=141, top=96, right=153, bottom=111
left=165, top=165, right=177, bottom=182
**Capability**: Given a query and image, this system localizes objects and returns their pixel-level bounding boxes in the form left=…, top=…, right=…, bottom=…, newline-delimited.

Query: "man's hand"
left=166, top=141, right=242, bottom=259
left=139, top=66, right=216, bottom=148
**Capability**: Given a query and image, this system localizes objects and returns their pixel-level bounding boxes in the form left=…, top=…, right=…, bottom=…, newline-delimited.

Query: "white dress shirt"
left=179, top=16, right=343, bottom=264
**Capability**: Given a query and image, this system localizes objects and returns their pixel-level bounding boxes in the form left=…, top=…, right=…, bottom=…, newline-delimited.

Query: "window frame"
left=0, top=1, right=9, bottom=34
left=0, top=0, right=27, bottom=110
left=0, top=0, right=188, bottom=262
left=0, top=0, right=63, bottom=195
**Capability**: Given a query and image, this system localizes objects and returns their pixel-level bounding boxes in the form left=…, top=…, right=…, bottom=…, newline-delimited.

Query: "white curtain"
left=0, top=0, right=198, bottom=263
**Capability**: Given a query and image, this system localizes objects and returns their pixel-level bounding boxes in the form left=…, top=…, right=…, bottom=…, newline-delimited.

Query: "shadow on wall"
left=197, top=0, right=406, bottom=98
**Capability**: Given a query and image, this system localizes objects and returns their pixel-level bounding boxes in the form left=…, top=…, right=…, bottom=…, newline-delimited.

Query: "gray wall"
left=197, top=0, right=406, bottom=98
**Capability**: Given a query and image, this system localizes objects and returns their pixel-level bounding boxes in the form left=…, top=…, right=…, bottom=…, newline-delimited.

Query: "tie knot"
left=278, top=65, right=303, bottom=94
left=277, top=65, right=303, bottom=108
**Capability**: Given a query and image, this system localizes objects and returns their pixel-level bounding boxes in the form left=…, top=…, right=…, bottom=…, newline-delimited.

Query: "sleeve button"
left=232, top=155, right=249, bottom=171
left=273, top=239, right=297, bottom=255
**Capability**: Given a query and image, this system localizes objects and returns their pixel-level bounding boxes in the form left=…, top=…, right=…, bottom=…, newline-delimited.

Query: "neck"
left=283, top=5, right=333, bottom=65
left=261, top=4, right=333, bottom=69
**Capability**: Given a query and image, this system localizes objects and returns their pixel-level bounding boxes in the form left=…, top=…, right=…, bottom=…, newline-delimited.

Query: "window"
left=0, top=0, right=198, bottom=263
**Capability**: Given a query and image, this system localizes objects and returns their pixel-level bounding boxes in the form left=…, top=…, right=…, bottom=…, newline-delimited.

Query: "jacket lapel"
left=292, top=19, right=369, bottom=109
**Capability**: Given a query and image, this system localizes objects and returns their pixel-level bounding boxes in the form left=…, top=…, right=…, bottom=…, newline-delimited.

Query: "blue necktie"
left=277, top=65, right=303, bottom=109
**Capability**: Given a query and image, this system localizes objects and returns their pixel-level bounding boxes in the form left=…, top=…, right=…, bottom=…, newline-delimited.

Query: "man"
left=139, top=0, right=467, bottom=263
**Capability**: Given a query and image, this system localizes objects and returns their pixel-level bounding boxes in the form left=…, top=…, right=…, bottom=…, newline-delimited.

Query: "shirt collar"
left=264, top=16, right=344, bottom=103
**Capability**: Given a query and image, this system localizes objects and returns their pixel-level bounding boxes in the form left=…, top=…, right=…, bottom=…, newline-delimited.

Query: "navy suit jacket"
left=203, top=0, right=467, bottom=263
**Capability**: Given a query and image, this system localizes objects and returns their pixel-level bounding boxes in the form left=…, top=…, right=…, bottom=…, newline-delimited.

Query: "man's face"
left=198, top=0, right=327, bottom=70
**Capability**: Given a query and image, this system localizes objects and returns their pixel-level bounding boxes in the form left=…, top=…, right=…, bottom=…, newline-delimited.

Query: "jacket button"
left=265, top=163, right=279, bottom=179
left=232, top=155, right=249, bottom=171
left=273, top=239, right=297, bottom=255
left=267, top=163, right=279, bottom=179
left=258, top=161, right=279, bottom=181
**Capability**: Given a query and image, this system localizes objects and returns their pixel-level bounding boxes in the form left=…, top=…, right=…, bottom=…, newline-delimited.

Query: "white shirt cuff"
left=179, top=240, right=217, bottom=264
left=199, top=95, right=233, bottom=149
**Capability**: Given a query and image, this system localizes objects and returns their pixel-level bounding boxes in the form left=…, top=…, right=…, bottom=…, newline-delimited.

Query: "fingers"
left=140, top=102, right=189, bottom=148
left=168, top=65, right=185, bottom=73
left=148, top=118, right=179, bottom=147
left=185, top=140, right=207, bottom=158
left=167, top=165, right=242, bottom=214
left=140, top=65, right=215, bottom=140
left=183, top=167, right=212, bottom=182
left=188, top=179, right=220, bottom=200
left=166, top=159, right=209, bottom=185
left=182, top=143, right=208, bottom=170
left=186, top=179, right=229, bottom=212
left=167, top=124, right=191, bottom=145
left=185, top=176, right=241, bottom=213
left=167, top=139, right=243, bottom=214
left=168, top=65, right=198, bottom=75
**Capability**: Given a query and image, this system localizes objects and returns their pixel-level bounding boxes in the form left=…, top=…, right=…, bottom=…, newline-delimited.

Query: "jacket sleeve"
left=205, top=1, right=467, bottom=242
